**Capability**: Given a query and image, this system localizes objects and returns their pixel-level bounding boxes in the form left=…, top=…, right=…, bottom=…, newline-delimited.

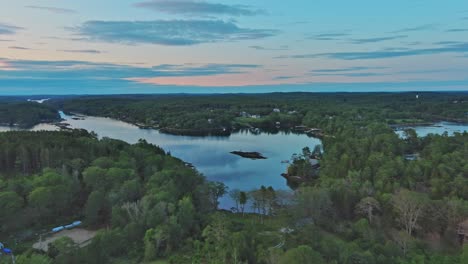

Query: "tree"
left=392, top=189, right=429, bottom=236
left=280, top=245, right=325, bottom=264
left=144, top=228, right=158, bottom=261
left=82, top=166, right=108, bottom=191
left=0, top=191, right=23, bottom=219
left=48, top=237, right=79, bottom=263
left=294, top=187, right=334, bottom=226
left=266, top=186, right=277, bottom=215
left=177, top=196, right=196, bottom=237
left=229, top=189, right=241, bottom=212
left=16, top=253, right=52, bottom=264
left=208, top=181, right=228, bottom=210
left=391, top=230, right=412, bottom=256
left=239, top=191, right=248, bottom=215
left=85, top=191, right=109, bottom=226
left=355, top=197, right=381, bottom=224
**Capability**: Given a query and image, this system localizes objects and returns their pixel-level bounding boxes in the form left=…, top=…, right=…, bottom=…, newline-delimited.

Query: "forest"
left=0, top=92, right=467, bottom=263
left=0, top=101, right=59, bottom=128
left=49, top=92, right=468, bottom=136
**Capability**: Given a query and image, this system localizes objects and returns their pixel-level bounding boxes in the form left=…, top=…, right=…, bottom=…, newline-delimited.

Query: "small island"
left=230, top=151, right=267, bottom=159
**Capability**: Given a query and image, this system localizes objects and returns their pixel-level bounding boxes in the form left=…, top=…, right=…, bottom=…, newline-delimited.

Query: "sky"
left=1, top=0, right=468, bottom=94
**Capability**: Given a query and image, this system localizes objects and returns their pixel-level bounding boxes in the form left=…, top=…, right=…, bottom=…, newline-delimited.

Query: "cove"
left=0, top=111, right=320, bottom=209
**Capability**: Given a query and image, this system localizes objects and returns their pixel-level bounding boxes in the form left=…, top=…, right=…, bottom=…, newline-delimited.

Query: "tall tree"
left=392, top=189, right=429, bottom=236
left=355, top=196, right=380, bottom=224
left=208, top=182, right=228, bottom=210
left=229, top=189, right=241, bottom=212
left=239, top=191, right=248, bottom=215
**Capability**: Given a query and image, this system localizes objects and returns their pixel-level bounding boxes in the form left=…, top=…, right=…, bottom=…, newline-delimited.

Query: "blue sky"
left=1, top=0, right=468, bottom=94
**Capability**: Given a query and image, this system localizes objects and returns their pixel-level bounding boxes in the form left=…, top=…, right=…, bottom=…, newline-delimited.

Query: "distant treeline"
left=47, top=92, right=468, bottom=136
left=0, top=102, right=60, bottom=128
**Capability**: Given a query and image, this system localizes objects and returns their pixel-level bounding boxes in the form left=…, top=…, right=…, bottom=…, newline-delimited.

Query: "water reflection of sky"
left=2, top=114, right=467, bottom=209
left=395, top=122, right=468, bottom=137
left=57, top=112, right=320, bottom=209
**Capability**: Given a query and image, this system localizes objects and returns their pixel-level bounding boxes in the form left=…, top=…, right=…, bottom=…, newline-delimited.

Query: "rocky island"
left=230, top=151, right=267, bottom=159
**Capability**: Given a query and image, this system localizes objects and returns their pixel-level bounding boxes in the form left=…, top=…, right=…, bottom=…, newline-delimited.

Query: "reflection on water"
left=2, top=114, right=467, bottom=209
left=0, top=123, right=59, bottom=132
left=1, top=112, right=320, bottom=209
left=58, top=112, right=321, bottom=209
left=395, top=122, right=468, bottom=137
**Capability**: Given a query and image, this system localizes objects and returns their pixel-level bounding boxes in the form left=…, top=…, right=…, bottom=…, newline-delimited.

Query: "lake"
left=3, top=114, right=465, bottom=209
left=1, top=112, right=320, bottom=209
left=394, top=122, right=468, bottom=137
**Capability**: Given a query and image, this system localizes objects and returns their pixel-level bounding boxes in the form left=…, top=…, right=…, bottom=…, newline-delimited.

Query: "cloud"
left=403, top=41, right=422, bottom=46
left=273, top=76, right=295, bottom=80
left=0, top=58, right=260, bottom=79
left=2, top=79, right=467, bottom=95
left=278, top=42, right=468, bottom=60
left=433, top=41, right=463, bottom=45
left=135, top=0, right=265, bottom=16
left=307, top=32, right=350, bottom=40
left=8, top=46, right=31, bottom=50
left=445, top=28, right=468, bottom=32
left=313, top=72, right=388, bottom=77
left=249, top=45, right=288, bottom=51
left=310, top=66, right=389, bottom=77
left=0, top=23, right=23, bottom=35
left=312, top=66, right=387, bottom=73
left=0, top=59, right=265, bottom=94
left=391, top=24, right=436, bottom=33
left=349, top=35, right=407, bottom=44
left=58, top=49, right=103, bottom=54
left=25, top=5, right=76, bottom=14
left=74, top=20, right=278, bottom=45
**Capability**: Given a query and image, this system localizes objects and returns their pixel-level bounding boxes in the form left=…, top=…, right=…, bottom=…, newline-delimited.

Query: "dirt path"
left=32, top=228, right=97, bottom=251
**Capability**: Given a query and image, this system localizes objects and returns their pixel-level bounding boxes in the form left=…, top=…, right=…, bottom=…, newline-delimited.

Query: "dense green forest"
left=1, top=128, right=467, bottom=263
left=0, top=93, right=467, bottom=263
left=0, top=130, right=218, bottom=263
left=50, top=92, right=468, bottom=136
left=0, top=102, right=59, bottom=128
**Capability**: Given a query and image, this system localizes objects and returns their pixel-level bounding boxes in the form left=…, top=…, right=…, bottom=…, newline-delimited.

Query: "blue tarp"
left=52, top=226, right=65, bottom=232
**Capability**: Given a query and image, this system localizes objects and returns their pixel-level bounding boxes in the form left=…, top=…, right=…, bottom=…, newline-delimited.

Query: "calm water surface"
left=1, top=114, right=467, bottom=208
left=2, top=112, right=320, bottom=209
left=395, top=122, right=468, bottom=137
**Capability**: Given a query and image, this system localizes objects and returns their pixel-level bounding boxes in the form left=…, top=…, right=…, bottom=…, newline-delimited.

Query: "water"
left=1, top=114, right=466, bottom=209
left=395, top=122, right=468, bottom=137
left=1, top=112, right=320, bottom=209
left=0, top=123, right=59, bottom=132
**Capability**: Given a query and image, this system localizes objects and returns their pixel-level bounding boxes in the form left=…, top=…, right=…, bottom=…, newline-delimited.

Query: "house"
left=404, top=154, right=420, bottom=161
left=294, top=125, right=308, bottom=131
left=273, top=108, right=281, bottom=113
left=308, top=158, right=320, bottom=169
left=251, top=115, right=261, bottom=119
left=457, top=219, right=468, bottom=245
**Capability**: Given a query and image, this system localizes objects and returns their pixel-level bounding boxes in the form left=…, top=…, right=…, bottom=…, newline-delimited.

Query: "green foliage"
left=49, top=92, right=468, bottom=137
left=1, top=93, right=467, bottom=263
left=0, top=130, right=215, bottom=263
left=0, top=101, right=59, bottom=128
left=15, top=253, right=52, bottom=264
left=280, top=245, right=325, bottom=264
